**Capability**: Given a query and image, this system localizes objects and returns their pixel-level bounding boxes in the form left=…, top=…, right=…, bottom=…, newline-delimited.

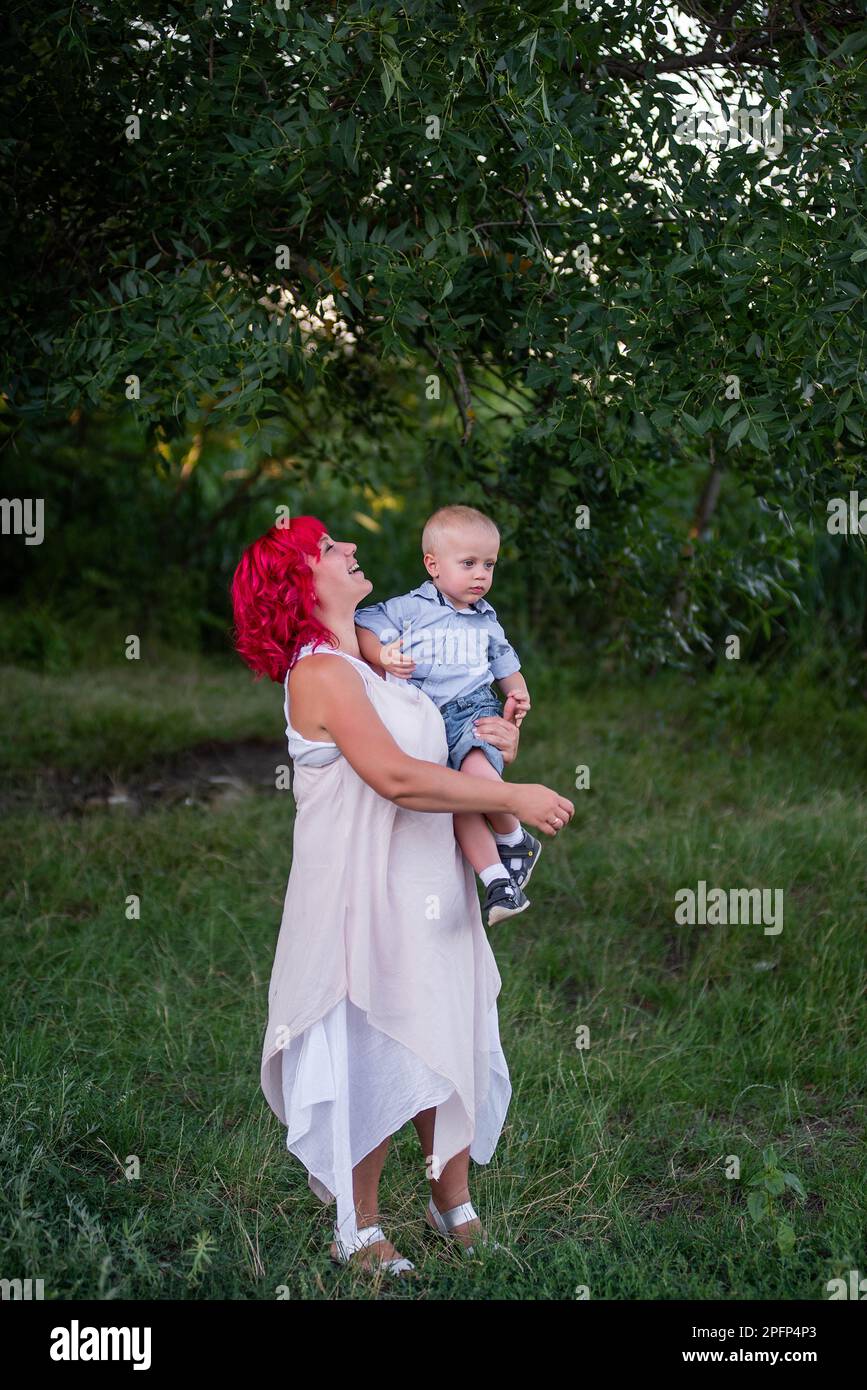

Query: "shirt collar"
left=409, top=577, right=492, bottom=614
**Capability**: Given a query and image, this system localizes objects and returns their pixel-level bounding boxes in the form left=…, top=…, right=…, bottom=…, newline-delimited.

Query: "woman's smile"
left=318, top=535, right=370, bottom=587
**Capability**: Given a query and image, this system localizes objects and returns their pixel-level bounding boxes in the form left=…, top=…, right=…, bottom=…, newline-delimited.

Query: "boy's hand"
left=503, top=691, right=531, bottom=727
left=380, top=638, right=416, bottom=679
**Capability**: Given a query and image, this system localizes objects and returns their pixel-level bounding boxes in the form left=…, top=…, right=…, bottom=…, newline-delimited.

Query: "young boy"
left=354, top=504, right=542, bottom=926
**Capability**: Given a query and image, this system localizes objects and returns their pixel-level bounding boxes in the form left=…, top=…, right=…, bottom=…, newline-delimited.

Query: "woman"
left=231, top=515, right=574, bottom=1277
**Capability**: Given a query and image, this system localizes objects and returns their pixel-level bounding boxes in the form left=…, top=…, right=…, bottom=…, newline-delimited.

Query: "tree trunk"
left=670, top=440, right=723, bottom=626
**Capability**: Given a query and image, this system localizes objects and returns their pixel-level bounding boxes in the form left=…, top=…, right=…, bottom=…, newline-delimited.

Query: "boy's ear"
left=422, top=552, right=438, bottom=578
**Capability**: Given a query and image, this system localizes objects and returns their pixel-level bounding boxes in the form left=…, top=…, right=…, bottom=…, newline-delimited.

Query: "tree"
left=2, top=1, right=865, bottom=662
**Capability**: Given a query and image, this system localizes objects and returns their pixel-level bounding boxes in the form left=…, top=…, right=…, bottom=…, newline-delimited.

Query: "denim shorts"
left=439, top=684, right=505, bottom=775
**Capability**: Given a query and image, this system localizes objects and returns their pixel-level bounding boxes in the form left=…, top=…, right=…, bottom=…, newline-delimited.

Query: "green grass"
left=1, top=656, right=865, bottom=1300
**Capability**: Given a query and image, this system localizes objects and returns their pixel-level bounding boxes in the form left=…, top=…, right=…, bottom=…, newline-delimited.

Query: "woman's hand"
left=472, top=713, right=520, bottom=765
left=509, top=784, right=575, bottom=837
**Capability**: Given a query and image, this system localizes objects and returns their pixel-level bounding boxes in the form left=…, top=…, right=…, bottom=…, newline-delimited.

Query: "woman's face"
left=312, top=532, right=373, bottom=610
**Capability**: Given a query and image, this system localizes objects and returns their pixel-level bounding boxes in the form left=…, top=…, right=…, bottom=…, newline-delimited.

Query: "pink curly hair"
left=230, top=515, right=337, bottom=682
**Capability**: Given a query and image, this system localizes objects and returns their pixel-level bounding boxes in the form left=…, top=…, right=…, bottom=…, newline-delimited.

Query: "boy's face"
left=423, top=525, right=499, bottom=608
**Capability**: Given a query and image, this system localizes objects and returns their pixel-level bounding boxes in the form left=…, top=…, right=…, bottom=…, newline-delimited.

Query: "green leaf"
left=727, top=417, right=750, bottom=449
left=681, top=411, right=708, bottom=436
left=354, top=33, right=373, bottom=63
left=831, top=31, right=867, bottom=58
left=747, top=1189, right=769, bottom=1224
left=380, top=63, right=396, bottom=105
left=631, top=411, right=653, bottom=442
left=783, top=1172, right=807, bottom=1200
left=762, top=71, right=780, bottom=100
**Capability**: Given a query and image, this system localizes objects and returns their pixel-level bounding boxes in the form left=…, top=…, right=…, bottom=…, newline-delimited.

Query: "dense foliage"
left=1, top=2, right=865, bottom=665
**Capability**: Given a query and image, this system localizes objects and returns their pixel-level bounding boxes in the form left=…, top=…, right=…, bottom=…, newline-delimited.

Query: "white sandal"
left=425, top=1196, right=506, bottom=1257
left=330, top=1222, right=416, bottom=1278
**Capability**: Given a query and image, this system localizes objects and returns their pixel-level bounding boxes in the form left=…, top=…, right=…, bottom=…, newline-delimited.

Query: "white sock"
left=479, top=863, right=510, bottom=888
left=494, top=826, right=524, bottom=847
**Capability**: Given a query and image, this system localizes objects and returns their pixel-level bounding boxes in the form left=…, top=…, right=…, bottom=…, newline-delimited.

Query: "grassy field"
left=1, top=654, right=865, bottom=1300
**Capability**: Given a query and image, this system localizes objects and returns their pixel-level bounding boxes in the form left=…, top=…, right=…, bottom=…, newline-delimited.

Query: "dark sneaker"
left=483, top=876, right=530, bottom=927
left=497, top=831, right=542, bottom=890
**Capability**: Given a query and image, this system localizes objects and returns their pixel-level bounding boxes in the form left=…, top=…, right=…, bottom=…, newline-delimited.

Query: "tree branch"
left=421, top=336, right=475, bottom=444
left=596, top=33, right=789, bottom=81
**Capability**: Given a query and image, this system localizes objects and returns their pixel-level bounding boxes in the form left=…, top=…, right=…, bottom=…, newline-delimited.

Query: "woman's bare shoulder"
left=288, top=651, right=364, bottom=695
left=287, top=653, right=367, bottom=740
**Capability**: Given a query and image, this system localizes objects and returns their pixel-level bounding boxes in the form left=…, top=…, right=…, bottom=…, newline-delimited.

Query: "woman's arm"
left=289, top=656, right=573, bottom=834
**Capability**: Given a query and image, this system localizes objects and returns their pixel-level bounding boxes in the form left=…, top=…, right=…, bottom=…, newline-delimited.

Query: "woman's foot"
left=426, top=1192, right=483, bottom=1249
left=329, top=1231, right=414, bottom=1275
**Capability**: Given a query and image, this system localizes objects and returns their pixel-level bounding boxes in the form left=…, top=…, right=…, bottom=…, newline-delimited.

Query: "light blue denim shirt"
left=355, top=579, right=521, bottom=707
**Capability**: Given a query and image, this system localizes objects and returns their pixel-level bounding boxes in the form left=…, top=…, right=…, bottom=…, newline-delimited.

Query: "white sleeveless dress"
left=260, top=644, right=512, bottom=1250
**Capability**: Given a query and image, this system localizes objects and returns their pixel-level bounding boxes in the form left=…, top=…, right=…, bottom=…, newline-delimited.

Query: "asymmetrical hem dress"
left=260, top=644, right=512, bottom=1250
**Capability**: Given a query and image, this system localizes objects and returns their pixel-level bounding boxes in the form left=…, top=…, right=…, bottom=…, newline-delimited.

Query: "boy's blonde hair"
left=422, top=505, right=500, bottom=556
